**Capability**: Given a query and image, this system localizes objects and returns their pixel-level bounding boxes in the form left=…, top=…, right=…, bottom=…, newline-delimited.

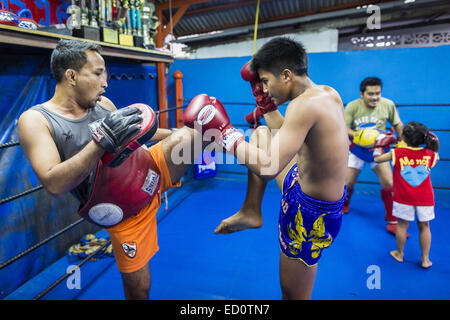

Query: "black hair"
left=50, top=39, right=102, bottom=83
left=250, top=37, right=308, bottom=77
left=402, top=121, right=439, bottom=152
left=360, top=77, right=382, bottom=93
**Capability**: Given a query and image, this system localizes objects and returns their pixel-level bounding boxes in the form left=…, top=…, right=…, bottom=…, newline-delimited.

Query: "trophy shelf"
left=0, top=24, right=173, bottom=63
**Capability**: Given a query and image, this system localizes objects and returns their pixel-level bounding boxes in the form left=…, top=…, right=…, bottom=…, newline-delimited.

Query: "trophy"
left=118, top=0, right=134, bottom=46
left=141, top=1, right=157, bottom=49
left=88, top=0, right=98, bottom=27
left=100, top=0, right=119, bottom=44
left=80, top=0, right=89, bottom=26
left=131, top=0, right=144, bottom=47
left=149, top=3, right=159, bottom=48
left=73, top=0, right=100, bottom=41
left=148, top=2, right=159, bottom=49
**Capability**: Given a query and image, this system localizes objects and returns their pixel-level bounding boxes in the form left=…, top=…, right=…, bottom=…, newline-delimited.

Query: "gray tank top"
left=31, top=103, right=111, bottom=204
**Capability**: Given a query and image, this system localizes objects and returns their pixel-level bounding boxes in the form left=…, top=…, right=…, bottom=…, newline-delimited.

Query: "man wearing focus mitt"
left=18, top=39, right=208, bottom=300
left=344, top=77, right=404, bottom=235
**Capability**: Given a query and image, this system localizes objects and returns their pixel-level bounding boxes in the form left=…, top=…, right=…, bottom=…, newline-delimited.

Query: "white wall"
left=179, top=29, right=338, bottom=59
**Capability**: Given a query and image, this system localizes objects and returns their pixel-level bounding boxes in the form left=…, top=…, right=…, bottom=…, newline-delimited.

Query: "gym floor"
left=6, top=172, right=450, bottom=300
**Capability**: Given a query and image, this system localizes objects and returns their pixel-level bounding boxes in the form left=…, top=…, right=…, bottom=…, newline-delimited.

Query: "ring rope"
left=33, top=239, right=110, bottom=300
left=0, top=218, right=85, bottom=270
left=0, top=185, right=43, bottom=206
left=31, top=175, right=193, bottom=299
left=0, top=141, right=20, bottom=149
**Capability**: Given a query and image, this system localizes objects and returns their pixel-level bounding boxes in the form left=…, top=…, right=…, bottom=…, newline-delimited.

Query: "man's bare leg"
left=215, top=126, right=296, bottom=234
left=121, top=263, right=150, bottom=300
left=162, top=126, right=267, bottom=234
left=279, top=253, right=317, bottom=300
left=214, top=170, right=266, bottom=234
left=214, top=126, right=271, bottom=234
left=162, top=126, right=208, bottom=184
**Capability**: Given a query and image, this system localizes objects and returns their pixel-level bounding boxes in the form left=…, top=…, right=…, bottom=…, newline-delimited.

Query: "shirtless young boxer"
left=183, top=37, right=348, bottom=299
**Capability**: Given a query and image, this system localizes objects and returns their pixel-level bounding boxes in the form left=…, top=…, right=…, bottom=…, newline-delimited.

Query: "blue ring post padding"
left=194, top=151, right=217, bottom=179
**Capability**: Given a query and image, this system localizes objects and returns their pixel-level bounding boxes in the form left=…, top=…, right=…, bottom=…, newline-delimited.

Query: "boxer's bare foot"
left=214, top=209, right=263, bottom=234
left=390, top=250, right=404, bottom=263
left=421, top=258, right=432, bottom=269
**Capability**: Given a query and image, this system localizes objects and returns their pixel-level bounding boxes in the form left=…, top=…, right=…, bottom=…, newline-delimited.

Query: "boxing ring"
left=3, top=173, right=450, bottom=300
left=1, top=103, right=450, bottom=300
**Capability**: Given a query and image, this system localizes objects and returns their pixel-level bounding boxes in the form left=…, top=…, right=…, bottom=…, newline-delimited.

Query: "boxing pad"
left=90, top=104, right=158, bottom=167
left=353, top=128, right=381, bottom=148
left=78, top=147, right=161, bottom=228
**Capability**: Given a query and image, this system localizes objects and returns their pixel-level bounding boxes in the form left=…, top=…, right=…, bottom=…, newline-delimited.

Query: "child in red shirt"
left=374, top=121, right=439, bottom=268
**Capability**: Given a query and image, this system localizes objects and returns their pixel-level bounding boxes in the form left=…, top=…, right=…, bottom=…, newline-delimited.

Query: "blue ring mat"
left=5, top=172, right=450, bottom=300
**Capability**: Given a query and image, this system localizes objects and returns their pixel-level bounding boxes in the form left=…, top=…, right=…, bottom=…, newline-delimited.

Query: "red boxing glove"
left=241, top=60, right=259, bottom=82
left=427, top=131, right=440, bottom=152
left=372, top=131, right=397, bottom=149
left=241, top=61, right=278, bottom=117
left=244, top=108, right=262, bottom=128
left=183, top=94, right=245, bottom=152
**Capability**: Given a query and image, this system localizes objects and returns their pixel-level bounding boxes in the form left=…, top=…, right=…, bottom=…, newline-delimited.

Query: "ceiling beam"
left=155, top=0, right=211, bottom=11
left=182, top=0, right=272, bottom=17
left=160, top=4, right=189, bottom=40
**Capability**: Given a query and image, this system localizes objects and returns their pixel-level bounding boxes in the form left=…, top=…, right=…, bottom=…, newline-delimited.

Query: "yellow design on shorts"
left=287, top=207, right=333, bottom=259
left=287, top=206, right=308, bottom=255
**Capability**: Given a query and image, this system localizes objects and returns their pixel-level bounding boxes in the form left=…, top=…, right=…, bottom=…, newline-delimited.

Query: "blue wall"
left=168, top=45, right=450, bottom=189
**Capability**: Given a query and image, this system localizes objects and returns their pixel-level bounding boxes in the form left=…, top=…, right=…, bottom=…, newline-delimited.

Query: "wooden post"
left=173, top=70, right=184, bottom=128
left=155, top=8, right=167, bottom=128
left=157, top=62, right=167, bottom=129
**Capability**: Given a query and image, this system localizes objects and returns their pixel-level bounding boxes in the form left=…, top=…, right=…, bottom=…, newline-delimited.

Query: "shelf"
left=0, top=24, right=174, bottom=63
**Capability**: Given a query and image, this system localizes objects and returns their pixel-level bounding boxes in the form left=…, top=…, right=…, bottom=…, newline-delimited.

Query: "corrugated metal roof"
left=154, top=0, right=450, bottom=47
left=156, top=0, right=392, bottom=37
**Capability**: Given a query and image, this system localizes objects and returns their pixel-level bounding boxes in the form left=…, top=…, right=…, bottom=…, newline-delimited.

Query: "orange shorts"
left=105, top=141, right=180, bottom=274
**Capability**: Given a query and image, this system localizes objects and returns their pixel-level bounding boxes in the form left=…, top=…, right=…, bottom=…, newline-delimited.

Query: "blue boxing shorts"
left=278, top=164, right=346, bottom=267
